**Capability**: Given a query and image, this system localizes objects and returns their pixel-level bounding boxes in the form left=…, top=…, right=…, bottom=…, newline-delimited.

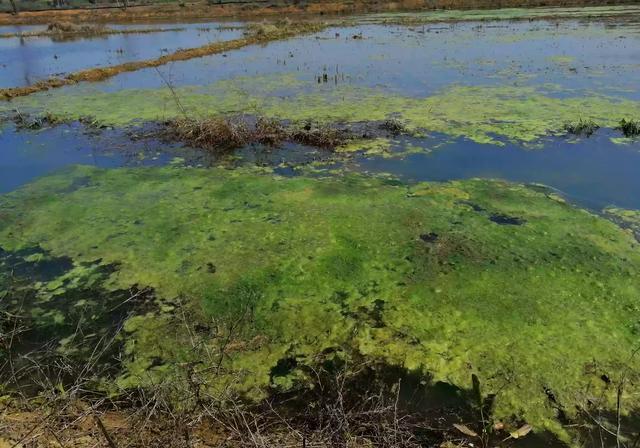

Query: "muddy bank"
left=1, top=0, right=638, bottom=25
left=0, top=365, right=572, bottom=448
left=0, top=22, right=191, bottom=39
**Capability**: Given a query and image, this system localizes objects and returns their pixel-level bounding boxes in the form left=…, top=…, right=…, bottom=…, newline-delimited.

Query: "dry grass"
left=290, top=122, right=349, bottom=148
left=0, top=23, right=188, bottom=39
left=164, top=115, right=352, bottom=151
left=254, top=116, right=288, bottom=145
left=0, top=0, right=631, bottom=27
left=0, top=361, right=440, bottom=448
left=12, top=109, right=67, bottom=129
left=169, top=116, right=251, bottom=151
left=47, top=21, right=107, bottom=34
left=379, top=118, right=407, bottom=136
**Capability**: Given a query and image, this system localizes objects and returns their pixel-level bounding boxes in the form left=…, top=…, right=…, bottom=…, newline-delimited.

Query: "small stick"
left=94, top=412, right=118, bottom=448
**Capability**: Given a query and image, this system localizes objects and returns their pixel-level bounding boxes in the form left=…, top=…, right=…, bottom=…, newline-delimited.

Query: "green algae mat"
left=8, top=79, right=640, bottom=146
left=1, top=165, right=639, bottom=441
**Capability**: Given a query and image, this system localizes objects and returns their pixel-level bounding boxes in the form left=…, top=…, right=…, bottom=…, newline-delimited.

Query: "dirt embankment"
left=0, top=0, right=637, bottom=25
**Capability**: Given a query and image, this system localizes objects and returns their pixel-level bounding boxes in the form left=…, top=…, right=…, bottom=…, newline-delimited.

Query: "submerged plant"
left=563, top=118, right=599, bottom=137
left=617, top=118, right=640, bottom=137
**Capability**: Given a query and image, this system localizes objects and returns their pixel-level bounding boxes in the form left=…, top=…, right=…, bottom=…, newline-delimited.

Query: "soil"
left=0, top=0, right=637, bottom=25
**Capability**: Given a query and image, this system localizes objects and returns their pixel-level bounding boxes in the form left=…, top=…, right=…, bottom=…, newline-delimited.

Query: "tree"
left=8, top=0, right=18, bottom=15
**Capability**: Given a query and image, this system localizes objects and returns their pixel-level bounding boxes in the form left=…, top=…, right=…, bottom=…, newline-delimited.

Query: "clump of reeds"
left=563, top=118, right=599, bottom=137
left=165, top=116, right=352, bottom=152
left=244, top=18, right=296, bottom=38
left=617, top=118, right=640, bottom=137
left=290, top=122, right=349, bottom=148
left=168, top=117, right=251, bottom=152
left=379, top=118, right=406, bottom=136
left=13, top=111, right=66, bottom=130
left=254, top=116, right=288, bottom=145
left=244, top=22, right=280, bottom=37
left=47, top=22, right=107, bottom=35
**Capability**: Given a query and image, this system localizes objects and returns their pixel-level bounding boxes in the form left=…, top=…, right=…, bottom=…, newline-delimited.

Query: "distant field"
left=2, top=0, right=638, bottom=16
left=0, top=0, right=236, bottom=13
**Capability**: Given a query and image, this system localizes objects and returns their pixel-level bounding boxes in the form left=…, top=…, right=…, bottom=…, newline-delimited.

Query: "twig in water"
left=154, top=67, right=187, bottom=118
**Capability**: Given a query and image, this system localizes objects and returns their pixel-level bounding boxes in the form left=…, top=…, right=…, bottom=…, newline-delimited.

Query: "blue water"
left=1, top=10, right=639, bottom=212
left=86, top=15, right=640, bottom=101
left=2, top=121, right=639, bottom=211
left=0, top=22, right=243, bottom=88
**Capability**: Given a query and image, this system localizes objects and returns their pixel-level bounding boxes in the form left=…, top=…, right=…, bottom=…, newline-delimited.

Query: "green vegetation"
left=563, top=118, right=599, bottom=137
left=603, top=207, right=640, bottom=242
left=2, top=165, right=640, bottom=442
left=8, top=76, right=640, bottom=145
left=617, top=118, right=640, bottom=137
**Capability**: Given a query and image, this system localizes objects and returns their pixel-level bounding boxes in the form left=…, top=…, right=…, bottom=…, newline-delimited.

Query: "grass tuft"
left=379, top=118, right=406, bottom=136
left=13, top=110, right=66, bottom=130
left=165, top=115, right=351, bottom=152
left=290, top=122, right=349, bottom=148
left=168, top=116, right=250, bottom=152
left=617, top=118, right=640, bottom=137
left=47, top=22, right=106, bottom=35
left=563, top=118, right=599, bottom=137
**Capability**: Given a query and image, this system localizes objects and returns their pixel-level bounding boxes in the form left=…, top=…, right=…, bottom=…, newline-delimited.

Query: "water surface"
left=0, top=22, right=243, bottom=88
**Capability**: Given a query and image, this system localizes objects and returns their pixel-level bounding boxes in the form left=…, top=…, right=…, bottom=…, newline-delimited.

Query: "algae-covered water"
left=1, top=6, right=640, bottom=446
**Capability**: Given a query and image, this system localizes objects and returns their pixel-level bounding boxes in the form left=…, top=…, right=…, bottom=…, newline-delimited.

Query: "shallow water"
left=0, top=10, right=639, bottom=210
left=1, top=8, right=640, bottom=208
left=2, top=122, right=639, bottom=211
left=0, top=123, right=171, bottom=192
left=0, top=22, right=243, bottom=88
left=357, top=132, right=640, bottom=210
left=68, top=16, right=640, bottom=100
left=2, top=10, right=640, bottom=441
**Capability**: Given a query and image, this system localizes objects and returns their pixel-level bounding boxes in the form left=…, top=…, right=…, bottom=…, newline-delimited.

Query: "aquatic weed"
left=379, top=118, right=407, bottom=136
left=13, top=110, right=67, bottom=130
left=563, top=118, right=599, bottom=137
left=617, top=118, right=640, bottom=137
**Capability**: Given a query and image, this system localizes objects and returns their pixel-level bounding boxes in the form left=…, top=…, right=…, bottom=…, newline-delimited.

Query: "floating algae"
left=7, top=76, right=640, bottom=146
left=1, top=165, right=640, bottom=441
left=603, top=207, right=640, bottom=242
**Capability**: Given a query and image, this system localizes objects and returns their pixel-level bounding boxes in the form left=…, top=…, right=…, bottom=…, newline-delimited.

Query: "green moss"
left=5, top=76, right=640, bottom=146
left=2, top=165, right=640, bottom=439
left=336, top=138, right=392, bottom=155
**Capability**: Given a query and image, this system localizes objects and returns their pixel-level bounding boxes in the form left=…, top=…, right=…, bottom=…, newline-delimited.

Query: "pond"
left=0, top=21, right=244, bottom=87
left=1, top=7, right=640, bottom=446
